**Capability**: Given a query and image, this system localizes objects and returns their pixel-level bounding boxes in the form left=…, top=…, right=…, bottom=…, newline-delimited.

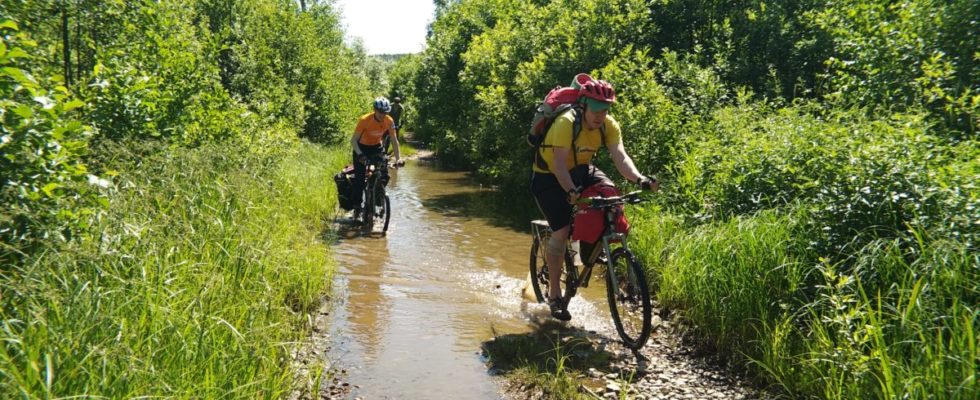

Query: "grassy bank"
left=486, top=201, right=976, bottom=399
left=0, top=141, right=347, bottom=397
left=630, top=207, right=977, bottom=399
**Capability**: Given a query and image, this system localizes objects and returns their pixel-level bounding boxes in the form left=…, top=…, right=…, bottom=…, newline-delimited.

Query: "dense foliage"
left=2, top=0, right=367, bottom=397
left=1, top=21, right=94, bottom=260
left=1, top=0, right=371, bottom=261
left=406, top=0, right=978, bottom=398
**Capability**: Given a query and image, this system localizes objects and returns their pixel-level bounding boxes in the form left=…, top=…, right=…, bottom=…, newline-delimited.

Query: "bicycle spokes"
left=606, top=248, right=652, bottom=349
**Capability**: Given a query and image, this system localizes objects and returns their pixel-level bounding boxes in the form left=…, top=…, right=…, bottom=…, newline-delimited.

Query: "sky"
left=331, top=0, right=437, bottom=55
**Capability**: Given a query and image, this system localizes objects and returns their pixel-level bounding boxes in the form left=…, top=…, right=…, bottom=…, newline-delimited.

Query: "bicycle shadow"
left=481, top=303, right=627, bottom=378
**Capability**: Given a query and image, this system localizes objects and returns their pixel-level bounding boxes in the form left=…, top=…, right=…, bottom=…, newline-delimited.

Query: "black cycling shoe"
left=549, top=298, right=572, bottom=321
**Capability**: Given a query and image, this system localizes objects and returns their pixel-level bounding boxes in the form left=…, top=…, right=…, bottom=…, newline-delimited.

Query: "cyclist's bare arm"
left=608, top=140, right=644, bottom=183
left=551, top=147, right=578, bottom=201
left=388, top=128, right=401, bottom=163
left=351, top=132, right=363, bottom=156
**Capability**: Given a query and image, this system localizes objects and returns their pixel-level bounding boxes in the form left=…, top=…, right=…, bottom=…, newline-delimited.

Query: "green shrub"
left=0, top=20, right=98, bottom=263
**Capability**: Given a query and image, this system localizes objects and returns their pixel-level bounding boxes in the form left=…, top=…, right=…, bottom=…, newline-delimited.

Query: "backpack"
left=528, top=73, right=606, bottom=171
left=527, top=73, right=593, bottom=147
left=333, top=165, right=355, bottom=210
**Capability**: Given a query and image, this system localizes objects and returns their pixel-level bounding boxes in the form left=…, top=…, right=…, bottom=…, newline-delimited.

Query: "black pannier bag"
left=333, top=165, right=355, bottom=210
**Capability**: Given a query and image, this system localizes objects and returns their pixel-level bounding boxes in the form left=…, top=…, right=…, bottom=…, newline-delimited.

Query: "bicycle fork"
left=595, top=231, right=629, bottom=292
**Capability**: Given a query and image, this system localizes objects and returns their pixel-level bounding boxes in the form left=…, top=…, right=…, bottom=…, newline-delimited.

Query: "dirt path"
left=289, top=140, right=770, bottom=399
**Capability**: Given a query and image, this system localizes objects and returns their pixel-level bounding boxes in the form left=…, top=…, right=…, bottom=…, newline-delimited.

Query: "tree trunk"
left=62, top=3, right=72, bottom=86
left=75, top=0, right=82, bottom=84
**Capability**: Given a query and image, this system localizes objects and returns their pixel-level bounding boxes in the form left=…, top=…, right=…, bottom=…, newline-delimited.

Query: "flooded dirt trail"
left=325, top=159, right=603, bottom=399
left=317, top=158, right=765, bottom=400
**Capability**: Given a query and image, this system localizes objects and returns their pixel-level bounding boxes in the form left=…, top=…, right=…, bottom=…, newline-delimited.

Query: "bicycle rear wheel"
left=529, top=231, right=575, bottom=303
left=605, top=247, right=652, bottom=349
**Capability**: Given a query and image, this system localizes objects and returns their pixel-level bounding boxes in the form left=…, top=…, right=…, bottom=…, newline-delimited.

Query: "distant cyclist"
left=390, top=96, right=405, bottom=133
left=530, top=77, right=658, bottom=321
left=385, top=96, right=405, bottom=154
left=351, top=97, right=401, bottom=221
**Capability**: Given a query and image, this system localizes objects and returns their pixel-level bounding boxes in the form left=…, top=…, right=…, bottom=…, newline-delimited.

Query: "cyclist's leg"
left=352, top=145, right=382, bottom=216
left=531, top=172, right=574, bottom=320
left=546, top=226, right=570, bottom=300
left=351, top=150, right=367, bottom=217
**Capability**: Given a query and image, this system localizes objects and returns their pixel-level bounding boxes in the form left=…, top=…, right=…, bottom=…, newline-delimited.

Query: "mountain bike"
left=529, top=191, right=653, bottom=349
left=361, top=154, right=392, bottom=234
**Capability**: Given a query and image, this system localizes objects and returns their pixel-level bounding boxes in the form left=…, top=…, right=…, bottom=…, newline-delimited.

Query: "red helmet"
left=579, top=79, right=616, bottom=103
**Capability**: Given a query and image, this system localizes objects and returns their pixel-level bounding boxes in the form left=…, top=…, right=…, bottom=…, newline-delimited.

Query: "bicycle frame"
left=529, top=191, right=652, bottom=348
left=531, top=193, right=639, bottom=296
left=360, top=155, right=394, bottom=234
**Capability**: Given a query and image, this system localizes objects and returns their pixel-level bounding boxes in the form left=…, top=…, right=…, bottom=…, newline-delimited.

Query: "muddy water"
left=326, top=159, right=613, bottom=399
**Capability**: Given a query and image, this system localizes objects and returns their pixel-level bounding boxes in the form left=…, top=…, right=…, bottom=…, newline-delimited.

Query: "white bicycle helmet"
left=373, top=97, right=392, bottom=113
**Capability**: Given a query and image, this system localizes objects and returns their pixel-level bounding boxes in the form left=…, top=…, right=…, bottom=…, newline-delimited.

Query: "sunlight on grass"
left=0, top=142, right=347, bottom=397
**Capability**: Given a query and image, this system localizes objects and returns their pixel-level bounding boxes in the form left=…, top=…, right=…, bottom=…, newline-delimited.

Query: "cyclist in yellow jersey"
left=351, top=97, right=401, bottom=220
left=531, top=77, right=659, bottom=321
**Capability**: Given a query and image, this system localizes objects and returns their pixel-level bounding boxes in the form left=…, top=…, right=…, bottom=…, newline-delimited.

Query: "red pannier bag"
left=571, top=184, right=630, bottom=243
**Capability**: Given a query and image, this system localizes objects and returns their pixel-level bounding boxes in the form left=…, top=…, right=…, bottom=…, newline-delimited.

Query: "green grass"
left=0, top=141, right=347, bottom=398
left=629, top=206, right=978, bottom=399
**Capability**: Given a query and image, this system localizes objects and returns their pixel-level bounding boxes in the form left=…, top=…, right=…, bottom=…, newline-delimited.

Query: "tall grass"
left=634, top=209, right=812, bottom=355
left=0, top=141, right=347, bottom=398
left=787, top=236, right=978, bottom=399
left=632, top=207, right=978, bottom=399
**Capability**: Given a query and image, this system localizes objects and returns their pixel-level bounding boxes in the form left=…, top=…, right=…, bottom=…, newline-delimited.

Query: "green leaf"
left=61, top=99, right=85, bottom=112
left=12, top=104, right=32, bottom=119
left=0, top=21, right=17, bottom=31
left=5, top=48, right=29, bottom=59
left=0, top=41, right=6, bottom=59
left=2, top=66, right=35, bottom=85
left=41, top=182, right=59, bottom=197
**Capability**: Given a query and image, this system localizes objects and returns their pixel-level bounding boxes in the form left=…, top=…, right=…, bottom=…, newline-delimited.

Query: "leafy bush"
left=810, top=0, right=979, bottom=137
left=669, top=103, right=978, bottom=253
left=411, top=2, right=978, bottom=398
left=0, top=21, right=99, bottom=262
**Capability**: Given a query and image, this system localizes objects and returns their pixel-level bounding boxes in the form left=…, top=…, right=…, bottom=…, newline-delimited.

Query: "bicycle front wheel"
left=380, top=193, right=391, bottom=234
left=362, top=178, right=376, bottom=230
left=605, top=248, right=652, bottom=349
left=529, top=232, right=575, bottom=303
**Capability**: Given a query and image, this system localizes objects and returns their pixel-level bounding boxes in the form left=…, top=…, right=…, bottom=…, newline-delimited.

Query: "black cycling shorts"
left=531, top=164, right=612, bottom=231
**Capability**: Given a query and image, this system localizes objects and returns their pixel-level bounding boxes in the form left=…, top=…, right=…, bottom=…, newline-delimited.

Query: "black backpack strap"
left=534, top=138, right=549, bottom=171
left=571, top=109, right=583, bottom=167
left=533, top=105, right=579, bottom=171
left=534, top=105, right=601, bottom=172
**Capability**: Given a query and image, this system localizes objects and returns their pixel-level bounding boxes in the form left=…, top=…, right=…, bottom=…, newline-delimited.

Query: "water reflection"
left=325, top=160, right=611, bottom=399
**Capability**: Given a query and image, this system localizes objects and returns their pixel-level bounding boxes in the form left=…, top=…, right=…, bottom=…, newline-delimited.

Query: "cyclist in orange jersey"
left=351, top=97, right=401, bottom=220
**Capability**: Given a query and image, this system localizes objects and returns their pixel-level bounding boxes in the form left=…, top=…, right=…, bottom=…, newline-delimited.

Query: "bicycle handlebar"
left=363, top=154, right=404, bottom=169
left=575, top=191, right=647, bottom=208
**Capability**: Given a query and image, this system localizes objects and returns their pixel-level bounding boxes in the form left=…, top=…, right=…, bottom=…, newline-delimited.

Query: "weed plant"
left=632, top=208, right=977, bottom=399
left=0, top=142, right=347, bottom=397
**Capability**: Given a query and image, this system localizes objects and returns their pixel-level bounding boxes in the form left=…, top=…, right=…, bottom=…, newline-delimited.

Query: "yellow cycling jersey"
left=532, top=112, right=622, bottom=174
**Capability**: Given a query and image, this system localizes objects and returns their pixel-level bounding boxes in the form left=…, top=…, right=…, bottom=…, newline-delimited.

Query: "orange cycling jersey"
left=355, top=112, right=394, bottom=146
